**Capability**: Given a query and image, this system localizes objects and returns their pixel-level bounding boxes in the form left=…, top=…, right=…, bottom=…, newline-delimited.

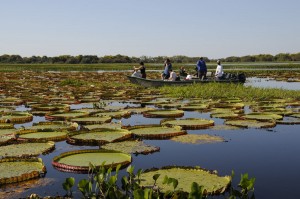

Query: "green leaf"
left=127, top=165, right=134, bottom=175
left=62, top=182, right=70, bottom=191
left=162, top=175, right=169, bottom=184
left=66, top=177, right=75, bottom=187
left=153, top=173, right=161, bottom=182
left=78, top=179, right=89, bottom=195
left=172, top=178, right=179, bottom=190
left=133, top=189, right=145, bottom=199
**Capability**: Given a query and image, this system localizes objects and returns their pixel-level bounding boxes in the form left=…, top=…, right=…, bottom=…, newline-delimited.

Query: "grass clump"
left=160, top=83, right=300, bottom=101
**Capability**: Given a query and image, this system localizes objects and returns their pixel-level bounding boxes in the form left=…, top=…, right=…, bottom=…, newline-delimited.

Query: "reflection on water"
left=245, top=77, right=300, bottom=90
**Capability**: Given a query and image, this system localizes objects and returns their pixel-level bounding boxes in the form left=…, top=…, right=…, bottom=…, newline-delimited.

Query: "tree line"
left=0, top=52, right=299, bottom=64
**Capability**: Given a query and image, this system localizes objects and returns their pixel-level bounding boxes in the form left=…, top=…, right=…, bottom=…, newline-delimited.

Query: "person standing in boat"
left=133, top=62, right=146, bottom=78
left=161, top=58, right=172, bottom=80
left=196, top=57, right=207, bottom=80
left=215, top=60, right=224, bottom=80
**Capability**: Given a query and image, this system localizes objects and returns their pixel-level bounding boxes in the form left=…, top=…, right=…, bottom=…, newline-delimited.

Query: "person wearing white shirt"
left=168, top=69, right=177, bottom=81
left=215, top=60, right=224, bottom=79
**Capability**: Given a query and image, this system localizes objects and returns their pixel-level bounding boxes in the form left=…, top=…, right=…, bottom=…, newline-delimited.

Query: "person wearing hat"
left=196, top=57, right=207, bottom=80
left=215, top=60, right=224, bottom=80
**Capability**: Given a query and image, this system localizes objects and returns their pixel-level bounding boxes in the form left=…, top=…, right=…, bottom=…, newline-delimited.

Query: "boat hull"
left=127, top=75, right=245, bottom=88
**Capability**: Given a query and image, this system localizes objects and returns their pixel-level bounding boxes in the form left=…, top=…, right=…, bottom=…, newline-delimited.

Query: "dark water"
left=2, top=80, right=300, bottom=199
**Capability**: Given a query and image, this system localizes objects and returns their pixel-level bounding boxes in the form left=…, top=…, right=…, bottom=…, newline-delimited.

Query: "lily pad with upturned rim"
left=45, top=111, right=90, bottom=121
left=25, top=121, right=77, bottom=131
left=0, top=111, right=33, bottom=123
left=143, top=110, right=184, bottom=118
left=242, top=112, right=283, bottom=121
left=0, top=157, right=46, bottom=185
left=0, top=141, right=55, bottom=158
left=161, top=118, right=214, bottom=130
left=170, top=134, right=225, bottom=144
left=67, top=128, right=132, bottom=145
left=101, top=140, right=160, bottom=154
left=0, top=123, right=14, bottom=129
left=16, top=129, right=68, bottom=142
left=71, top=116, right=111, bottom=125
left=129, top=125, right=186, bottom=139
left=225, top=119, right=276, bottom=128
left=93, top=111, right=131, bottom=119
left=139, top=166, right=231, bottom=194
left=52, top=149, right=131, bottom=172
left=83, top=122, right=123, bottom=130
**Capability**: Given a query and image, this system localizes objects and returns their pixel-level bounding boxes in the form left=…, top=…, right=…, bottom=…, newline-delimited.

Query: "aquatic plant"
left=160, top=83, right=300, bottom=101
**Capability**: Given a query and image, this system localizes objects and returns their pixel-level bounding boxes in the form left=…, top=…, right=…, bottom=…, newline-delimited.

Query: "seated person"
left=131, top=69, right=142, bottom=78
left=179, top=66, right=188, bottom=77
left=167, top=69, right=177, bottom=81
left=215, top=60, right=224, bottom=79
left=185, top=74, right=193, bottom=80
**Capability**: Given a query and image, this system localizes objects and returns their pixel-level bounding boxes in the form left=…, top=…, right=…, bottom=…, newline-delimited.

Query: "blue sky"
left=0, top=0, right=299, bottom=59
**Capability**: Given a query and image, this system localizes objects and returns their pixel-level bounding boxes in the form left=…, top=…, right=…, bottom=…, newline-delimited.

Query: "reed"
left=160, top=83, right=300, bottom=101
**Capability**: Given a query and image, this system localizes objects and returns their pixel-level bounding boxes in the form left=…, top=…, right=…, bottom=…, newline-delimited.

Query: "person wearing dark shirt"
left=134, top=62, right=146, bottom=78
left=196, top=57, right=207, bottom=80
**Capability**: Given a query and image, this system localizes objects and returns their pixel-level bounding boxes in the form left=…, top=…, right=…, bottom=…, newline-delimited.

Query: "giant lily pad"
left=178, top=104, right=209, bottom=111
left=123, top=107, right=155, bottom=114
left=16, top=129, right=68, bottom=142
left=129, top=125, right=186, bottom=139
left=290, top=113, right=300, bottom=118
left=45, top=111, right=90, bottom=121
left=225, top=119, right=276, bottom=128
left=94, top=111, right=131, bottom=119
left=143, top=110, right=184, bottom=118
left=67, top=128, right=132, bottom=145
left=52, top=149, right=131, bottom=172
left=0, top=141, right=55, bottom=158
left=170, top=134, right=225, bottom=144
left=210, top=112, right=240, bottom=119
left=0, top=135, right=15, bottom=146
left=276, top=117, right=300, bottom=125
left=101, top=140, right=160, bottom=154
left=139, top=166, right=231, bottom=194
left=71, top=116, right=111, bottom=125
left=0, top=128, right=17, bottom=136
left=242, top=112, right=283, bottom=121
left=83, top=122, right=123, bottom=130
left=25, top=121, right=77, bottom=131
left=161, top=118, right=214, bottom=130
left=0, top=111, right=33, bottom=123
left=0, top=123, right=14, bottom=129
left=0, top=157, right=46, bottom=185
left=30, top=103, right=70, bottom=111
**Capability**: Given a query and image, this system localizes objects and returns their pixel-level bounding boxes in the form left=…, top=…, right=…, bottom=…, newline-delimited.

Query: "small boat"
left=127, top=73, right=246, bottom=88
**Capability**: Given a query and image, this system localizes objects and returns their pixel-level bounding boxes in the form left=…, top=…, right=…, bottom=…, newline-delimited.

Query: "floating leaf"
left=170, top=134, right=225, bottom=144
left=101, top=140, right=160, bottom=154
left=0, top=157, right=46, bottom=185
left=143, top=110, right=184, bottom=118
left=161, top=118, right=214, bottom=130
left=67, top=128, right=132, bottom=145
left=0, top=141, right=55, bottom=158
left=52, top=149, right=131, bottom=172
left=129, top=125, right=186, bottom=139
left=139, top=166, right=231, bottom=194
left=225, top=119, right=276, bottom=128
